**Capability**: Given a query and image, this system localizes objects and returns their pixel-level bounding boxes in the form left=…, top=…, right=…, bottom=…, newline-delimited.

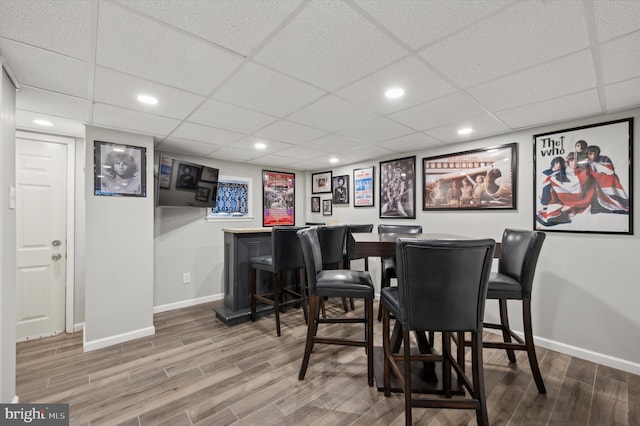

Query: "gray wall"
left=0, top=68, right=16, bottom=402
left=83, top=126, right=154, bottom=348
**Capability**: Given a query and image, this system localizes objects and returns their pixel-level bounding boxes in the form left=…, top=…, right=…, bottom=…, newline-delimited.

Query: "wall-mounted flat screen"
left=156, top=155, right=219, bottom=208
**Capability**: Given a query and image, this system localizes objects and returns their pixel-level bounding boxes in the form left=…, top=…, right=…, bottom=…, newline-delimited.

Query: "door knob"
left=52, top=240, right=61, bottom=247
left=51, top=253, right=62, bottom=261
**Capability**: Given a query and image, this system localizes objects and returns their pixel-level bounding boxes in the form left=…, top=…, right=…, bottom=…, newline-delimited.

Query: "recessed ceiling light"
left=33, top=119, right=53, bottom=127
left=329, top=158, right=339, bottom=163
left=137, top=94, right=158, bottom=105
left=254, top=142, right=266, bottom=150
left=384, top=87, right=405, bottom=99
left=458, top=127, right=473, bottom=135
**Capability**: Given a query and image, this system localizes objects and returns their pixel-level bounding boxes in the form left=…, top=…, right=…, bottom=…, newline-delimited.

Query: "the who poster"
left=534, top=118, right=633, bottom=234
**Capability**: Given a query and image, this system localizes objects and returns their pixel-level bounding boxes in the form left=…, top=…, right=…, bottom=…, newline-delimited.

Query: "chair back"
left=271, top=226, right=307, bottom=272
left=395, top=238, right=495, bottom=332
left=377, top=224, right=422, bottom=235
left=297, top=228, right=323, bottom=295
left=498, top=229, right=546, bottom=298
left=317, top=225, right=347, bottom=267
left=344, top=224, right=374, bottom=261
left=305, top=222, right=326, bottom=225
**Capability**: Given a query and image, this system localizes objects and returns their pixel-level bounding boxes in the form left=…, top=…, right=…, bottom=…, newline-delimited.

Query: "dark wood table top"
left=351, top=232, right=501, bottom=258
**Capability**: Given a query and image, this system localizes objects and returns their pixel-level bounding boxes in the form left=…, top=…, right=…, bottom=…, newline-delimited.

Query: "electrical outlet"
left=183, top=272, right=191, bottom=284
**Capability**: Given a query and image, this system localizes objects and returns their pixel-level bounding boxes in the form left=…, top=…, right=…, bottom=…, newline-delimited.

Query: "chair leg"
left=442, top=332, right=451, bottom=398
left=471, top=331, right=489, bottom=426
left=403, top=329, right=413, bottom=426
left=349, top=297, right=355, bottom=310
left=365, top=298, right=374, bottom=387
left=523, top=299, right=546, bottom=394
left=299, top=295, right=320, bottom=380
left=299, top=269, right=308, bottom=325
left=498, top=299, right=517, bottom=362
left=250, top=268, right=257, bottom=322
left=377, top=272, right=390, bottom=321
left=341, top=297, right=349, bottom=312
left=382, top=306, right=391, bottom=397
left=273, top=272, right=282, bottom=337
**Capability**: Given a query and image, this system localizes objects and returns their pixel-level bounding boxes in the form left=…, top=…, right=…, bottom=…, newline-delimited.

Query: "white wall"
left=83, top=126, right=154, bottom=350
left=0, top=67, right=16, bottom=402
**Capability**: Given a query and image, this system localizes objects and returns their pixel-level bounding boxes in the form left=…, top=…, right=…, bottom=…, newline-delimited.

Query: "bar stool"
left=297, top=227, right=374, bottom=385
left=316, top=225, right=347, bottom=316
left=381, top=238, right=495, bottom=425
left=376, top=224, right=422, bottom=321
left=250, top=226, right=307, bottom=337
left=343, top=224, right=374, bottom=310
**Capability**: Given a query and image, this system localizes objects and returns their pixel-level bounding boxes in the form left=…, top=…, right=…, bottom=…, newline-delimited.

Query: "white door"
left=16, top=138, right=67, bottom=340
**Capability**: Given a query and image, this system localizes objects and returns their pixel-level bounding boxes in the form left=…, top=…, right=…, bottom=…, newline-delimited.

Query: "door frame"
left=16, top=130, right=76, bottom=334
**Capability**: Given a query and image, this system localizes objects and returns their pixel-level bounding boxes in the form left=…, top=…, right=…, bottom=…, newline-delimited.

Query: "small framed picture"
left=311, top=196, right=321, bottom=213
left=175, top=162, right=201, bottom=191
left=195, top=185, right=210, bottom=202
left=332, top=175, right=349, bottom=205
left=312, top=171, right=332, bottom=193
left=322, top=199, right=332, bottom=216
left=200, top=166, right=219, bottom=183
left=94, top=140, right=147, bottom=197
left=354, top=166, right=374, bottom=207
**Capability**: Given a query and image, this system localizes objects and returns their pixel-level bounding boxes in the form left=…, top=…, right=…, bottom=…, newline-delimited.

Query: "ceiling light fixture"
left=137, top=94, right=158, bottom=105
left=384, top=87, right=405, bottom=99
left=458, top=127, right=473, bottom=135
left=33, top=119, right=53, bottom=126
left=329, top=158, right=339, bottom=163
left=254, top=142, right=266, bottom=150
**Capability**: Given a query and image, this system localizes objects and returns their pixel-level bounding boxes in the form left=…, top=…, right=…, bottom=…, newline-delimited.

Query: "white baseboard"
left=83, top=326, right=155, bottom=352
left=12, top=395, right=19, bottom=403
left=73, top=322, right=84, bottom=333
left=153, top=293, right=223, bottom=314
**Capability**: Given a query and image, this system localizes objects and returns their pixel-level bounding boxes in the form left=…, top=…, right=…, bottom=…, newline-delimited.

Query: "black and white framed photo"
left=423, top=143, right=517, bottom=211
left=312, top=171, right=332, bottom=194
left=94, top=140, right=146, bottom=197
left=311, top=196, right=321, bottom=213
left=195, top=185, right=210, bottom=202
left=200, top=166, right=219, bottom=183
left=175, top=162, right=201, bottom=190
left=379, top=156, right=416, bottom=219
left=322, top=199, right=332, bottom=216
left=534, top=118, right=633, bottom=234
left=332, top=175, right=349, bottom=205
left=353, top=166, right=375, bottom=207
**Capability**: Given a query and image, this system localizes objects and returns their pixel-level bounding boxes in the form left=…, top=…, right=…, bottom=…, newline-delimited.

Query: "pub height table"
left=350, top=231, right=501, bottom=394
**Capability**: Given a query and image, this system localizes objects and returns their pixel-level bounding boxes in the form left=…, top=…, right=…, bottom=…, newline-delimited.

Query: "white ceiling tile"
left=599, top=32, right=640, bottom=85
left=94, top=67, right=204, bottom=120
left=287, top=95, right=378, bottom=133
left=336, top=57, right=456, bottom=115
left=254, top=0, right=407, bottom=91
left=302, top=134, right=367, bottom=154
left=114, top=0, right=301, bottom=56
left=189, top=99, right=277, bottom=134
left=355, top=0, right=514, bottom=50
left=0, top=38, right=90, bottom=98
left=495, top=90, right=601, bottom=129
left=603, top=77, right=640, bottom=112
left=339, top=144, right=395, bottom=164
left=253, top=120, right=327, bottom=145
left=96, top=1, right=243, bottom=95
left=93, top=104, right=181, bottom=136
left=171, top=122, right=243, bottom=145
left=247, top=154, right=301, bottom=168
left=0, top=0, right=92, bottom=60
left=468, top=50, right=596, bottom=112
left=275, top=145, right=326, bottom=161
left=389, top=92, right=486, bottom=131
left=156, top=138, right=220, bottom=156
left=288, top=159, right=332, bottom=171
left=16, top=110, right=85, bottom=138
left=17, top=87, right=89, bottom=122
left=339, top=117, right=414, bottom=143
left=213, top=62, right=325, bottom=116
left=425, top=115, right=511, bottom=143
left=207, top=145, right=261, bottom=162
left=421, top=1, right=589, bottom=87
left=378, top=133, right=444, bottom=153
left=593, top=0, right=640, bottom=43
left=231, top=136, right=293, bottom=154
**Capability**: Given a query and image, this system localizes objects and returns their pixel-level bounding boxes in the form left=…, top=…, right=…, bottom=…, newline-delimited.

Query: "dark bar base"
left=213, top=304, right=274, bottom=326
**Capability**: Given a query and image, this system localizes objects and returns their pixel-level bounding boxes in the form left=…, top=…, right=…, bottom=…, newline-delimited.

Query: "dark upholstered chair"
left=316, top=225, right=348, bottom=316
left=342, top=224, right=374, bottom=310
left=381, top=238, right=495, bottom=426
left=480, top=228, right=547, bottom=393
left=250, top=226, right=307, bottom=337
left=297, top=227, right=374, bottom=386
left=376, top=224, right=423, bottom=321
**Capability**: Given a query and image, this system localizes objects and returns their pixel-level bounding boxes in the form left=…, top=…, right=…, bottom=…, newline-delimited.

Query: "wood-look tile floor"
left=16, top=300, right=640, bottom=425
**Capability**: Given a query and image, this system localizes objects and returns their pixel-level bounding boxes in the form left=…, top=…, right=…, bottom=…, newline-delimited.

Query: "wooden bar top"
left=222, top=227, right=271, bottom=234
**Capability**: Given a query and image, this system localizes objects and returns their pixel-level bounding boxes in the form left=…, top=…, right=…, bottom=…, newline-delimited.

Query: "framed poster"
left=158, top=156, right=173, bottom=189
left=175, top=162, right=201, bottom=190
left=195, top=186, right=210, bottom=202
left=353, top=166, right=374, bottom=207
left=200, top=166, right=219, bottom=183
left=332, top=175, right=349, bottom=205
left=379, top=156, right=416, bottom=219
left=94, top=140, right=146, bottom=197
left=312, top=171, right=332, bottom=193
left=311, top=196, right=321, bottom=213
left=263, top=170, right=295, bottom=226
left=534, top=118, right=633, bottom=234
left=322, top=199, right=332, bottom=216
left=423, top=143, right=517, bottom=211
